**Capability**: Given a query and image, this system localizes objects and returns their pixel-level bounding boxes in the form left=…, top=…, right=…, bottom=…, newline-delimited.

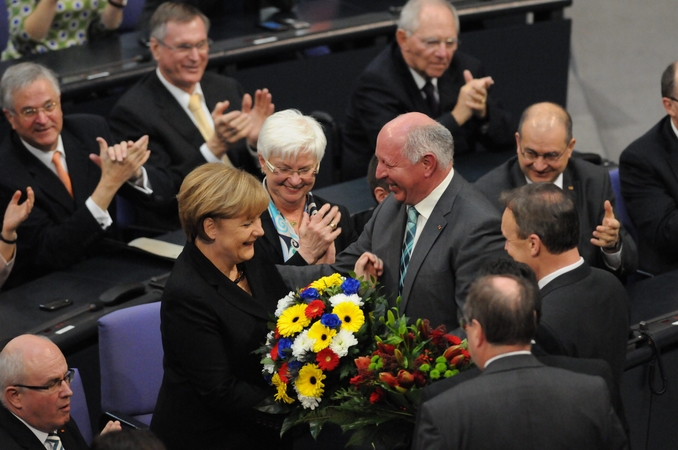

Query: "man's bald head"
left=517, top=102, right=573, bottom=145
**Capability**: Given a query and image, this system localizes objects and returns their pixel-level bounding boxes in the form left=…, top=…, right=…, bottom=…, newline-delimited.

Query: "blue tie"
left=399, top=206, right=419, bottom=295
left=46, top=434, right=64, bottom=450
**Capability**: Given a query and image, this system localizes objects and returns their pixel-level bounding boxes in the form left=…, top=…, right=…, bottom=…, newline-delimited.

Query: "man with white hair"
left=341, top=0, right=514, bottom=180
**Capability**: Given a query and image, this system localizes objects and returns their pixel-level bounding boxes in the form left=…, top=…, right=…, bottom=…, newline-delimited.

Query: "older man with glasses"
left=475, top=102, right=638, bottom=278
left=341, top=0, right=515, bottom=180
left=110, top=1, right=274, bottom=230
left=0, top=334, right=121, bottom=449
left=0, top=62, right=172, bottom=289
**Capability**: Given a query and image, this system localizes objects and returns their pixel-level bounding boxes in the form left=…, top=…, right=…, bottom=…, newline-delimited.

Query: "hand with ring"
left=297, top=203, right=342, bottom=264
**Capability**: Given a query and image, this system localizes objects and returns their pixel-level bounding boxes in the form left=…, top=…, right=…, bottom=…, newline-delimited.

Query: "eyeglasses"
left=14, top=100, right=59, bottom=119
left=413, top=35, right=460, bottom=51
left=264, top=159, right=319, bottom=179
left=520, top=147, right=566, bottom=163
left=158, top=38, right=212, bottom=54
left=14, top=369, right=74, bottom=393
left=667, top=96, right=678, bottom=103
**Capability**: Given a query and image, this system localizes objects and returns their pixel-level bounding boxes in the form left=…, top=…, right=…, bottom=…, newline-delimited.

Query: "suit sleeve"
left=161, top=282, right=272, bottom=413
left=412, top=402, right=450, bottom=450
left=599, top=170, right=638, bottom=275
left=619, top=146, right=678, bottom=258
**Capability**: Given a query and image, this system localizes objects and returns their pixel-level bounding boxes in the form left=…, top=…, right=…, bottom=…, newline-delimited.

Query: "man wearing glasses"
left=619, top=61, right=678, bottom=275
left=110, top=2, right=274, bottom=230
left=0, top=62, right=171, bottom=289
left=0, top=334, right=120, bottom=449
left=475, top=102, right=638, bottom=277
left=341, top=0, right=515, bottom=181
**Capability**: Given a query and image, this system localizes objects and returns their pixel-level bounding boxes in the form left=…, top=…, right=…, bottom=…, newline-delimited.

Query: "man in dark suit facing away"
left=412, top=274, right=628, bottom=450
left=0, top=62, right=170, bottom=289
left=500, top=183, right=630, bottom=387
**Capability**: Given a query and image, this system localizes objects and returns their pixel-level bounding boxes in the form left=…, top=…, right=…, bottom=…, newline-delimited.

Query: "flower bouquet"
left=257, top=273, right=473, bottom=448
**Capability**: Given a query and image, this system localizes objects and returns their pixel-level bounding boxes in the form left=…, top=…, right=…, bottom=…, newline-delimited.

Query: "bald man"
left=0, top=335, right=120, bottom=449
left=279, top=112, right=506, bottom=331
left=474, top=102, right=638, bottom=277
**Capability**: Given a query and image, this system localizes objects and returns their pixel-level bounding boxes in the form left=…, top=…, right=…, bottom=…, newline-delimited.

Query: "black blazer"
left=474, top=156, right=638, bottom=277
left=412, top=354, right=628, bottom=450
left=537, top=262, right=630, bottom=387
left=256, top=194, right=358, bottom=266
left=150, top=242, right=291, bottom=450
left=342, top=42, right=515, bottom=180
left=0, top=405, right=89, bottom=450
left=0, top=114, right=170, bottom=288
left=619, top=115, right=678, bottom=274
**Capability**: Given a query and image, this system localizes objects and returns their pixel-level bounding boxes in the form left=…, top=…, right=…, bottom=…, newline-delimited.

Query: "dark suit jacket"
left=278, top=173, right=507, bottom=331
left=341, top=42, right=515, bottom=180
left=0, top=114, right=169, bottom=289
left=256, top=194, right=357, bottom=265
left=419, top=355, right=628, bottom=435
left=0, top=406, right=89, bottom=450
left=619, top=116, right=678, bottom=275
left=109, top=71, right=257, bottom=227
left=412, top=354, right=628, bottom=450
left=150, top=242, right=290, bottom=450
left=474, top=156, right=638, bottom=276
left=537, top=262, right=630, bottom=387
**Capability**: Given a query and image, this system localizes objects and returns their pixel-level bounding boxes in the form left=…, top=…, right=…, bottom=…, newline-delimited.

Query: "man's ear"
left=4, top=387, right=22, bottom=410
left=374, top=186, right=389, bottom=204
left=149, top=37, right=161, bottom=62
left=528, top=234, right=541, bottom=257
left=3, top=109, right=16, bottom=130
left=395, top=29, right=409, bottom=51
left=420, top=153, right=438, bottom=178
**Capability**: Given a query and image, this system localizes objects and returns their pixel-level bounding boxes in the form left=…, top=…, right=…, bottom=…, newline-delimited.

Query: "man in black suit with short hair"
left=412, top=274, right=628, bottom=450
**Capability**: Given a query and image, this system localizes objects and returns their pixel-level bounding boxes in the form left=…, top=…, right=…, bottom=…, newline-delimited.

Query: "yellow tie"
left=52, top=151, right=73, bottom=197
left=188, top=93, right=233, bottom=167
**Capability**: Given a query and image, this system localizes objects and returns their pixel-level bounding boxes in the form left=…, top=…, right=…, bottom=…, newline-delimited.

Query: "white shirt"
left=538, top=256, right=585, bottom=289
left=156, top=68, right=221, bottom=164
left=409, top=67, right=439, bottom=103
left=484, top=350, right=532, bottom=369
left=523, top=173, right=622, bottom=270
left=410, top=168, right=454, bottom=248
left=10, top=412, right=51, bottom=449
left=670, top=115, right=678, bottom=139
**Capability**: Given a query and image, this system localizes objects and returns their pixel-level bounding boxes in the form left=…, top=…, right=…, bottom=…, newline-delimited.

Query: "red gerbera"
left=278, top=362, right=290, bottom=383
left=305, top=300, right=326, bottom=319
left=270, top=341, right=280, bottom=360
left=316, top=348, right=340, bottom=371
left=274, top=327, right=280, bottom=339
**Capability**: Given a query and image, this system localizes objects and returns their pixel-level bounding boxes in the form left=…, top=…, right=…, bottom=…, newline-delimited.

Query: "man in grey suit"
left=278, top=112, right=506, bottom=331
left=412, top=274, right=628, bottom=450
left=475, top=102, right=637, bottom=277
left=500, top=183, right=630, bottom=386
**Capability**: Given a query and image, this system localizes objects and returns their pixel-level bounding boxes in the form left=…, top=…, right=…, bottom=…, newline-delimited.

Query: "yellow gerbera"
left=272, top=373, right=294, bottom=404
left=295, top=363, right=326, bottom=398
left=307, top=321, right=337, bottom=352
left=332, top=301, right=365, bottom=333
left=277, top=304, right=311, bottom=337
left=309, top=273, right=343, bottom=294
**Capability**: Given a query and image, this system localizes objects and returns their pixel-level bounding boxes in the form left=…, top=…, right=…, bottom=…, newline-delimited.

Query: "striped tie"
left=46, top=433, right=64, bottom=450
left=399, top=206, right=419, bottom=295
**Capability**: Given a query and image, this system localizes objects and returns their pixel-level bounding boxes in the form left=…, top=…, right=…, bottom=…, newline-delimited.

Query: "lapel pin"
left=568, top=186, right=574, bottom=190
left=438, top=225, right=442, bottom=230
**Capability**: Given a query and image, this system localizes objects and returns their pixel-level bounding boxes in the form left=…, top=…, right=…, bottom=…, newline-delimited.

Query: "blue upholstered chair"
left=98, top=302, right=163, bottom=427
left=70, top=368, right=93, bottom=445
left=609, top=168, right=638, bottom=245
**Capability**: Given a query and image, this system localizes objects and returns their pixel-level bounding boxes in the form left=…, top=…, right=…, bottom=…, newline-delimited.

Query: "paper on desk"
left=128, top=238, right=184, bottom=260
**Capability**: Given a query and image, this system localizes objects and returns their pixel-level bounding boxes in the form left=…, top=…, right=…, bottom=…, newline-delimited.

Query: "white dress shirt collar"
left=10, top=411, right=51, bottom=449
left=538, top=256, right=585, bottom=289
left=524, top=171, right=564, bottom=189
left=484, top=350, right=532, bottom=369
left=413, top=167, right=454, bottom=221
left=670, top=115, right=678, bottom=140
left=22, top=136, right=66, bottom=175
left=408, top=67, right=439, bottom=91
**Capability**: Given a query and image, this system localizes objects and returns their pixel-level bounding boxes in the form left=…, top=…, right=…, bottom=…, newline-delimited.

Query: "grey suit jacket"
left=474, top=156, right=638, bottom=276
left=619, top=115, right=678, bottom=275
left=412, top=354, right=628, bottom=450
left=278, top=172, right=506, bottom=331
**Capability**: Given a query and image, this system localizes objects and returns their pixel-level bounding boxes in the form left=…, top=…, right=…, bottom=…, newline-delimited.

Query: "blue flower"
left=288, top=360, right=303, bottom=371
left=300, top=288, right=319, bottom=300
left=278, top=337, right=293, bottom=356
left=341, top=278, right=361, bottom=295
left=320, top=313, right=341, bottom=329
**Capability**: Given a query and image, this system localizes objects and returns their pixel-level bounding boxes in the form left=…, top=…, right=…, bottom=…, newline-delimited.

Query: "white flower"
left=263, top=353, right=274, bottom=374
left=330, top=329, right=358, bottom=358
left=275, top=292, right=297, bottom=317
left=297, top=392, right=322, bottom=410
left=265, top=331, right=275, bottom=346
left=328, top=293, right=364, bottom=307
left=291, top=329, right=315, bottom=358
